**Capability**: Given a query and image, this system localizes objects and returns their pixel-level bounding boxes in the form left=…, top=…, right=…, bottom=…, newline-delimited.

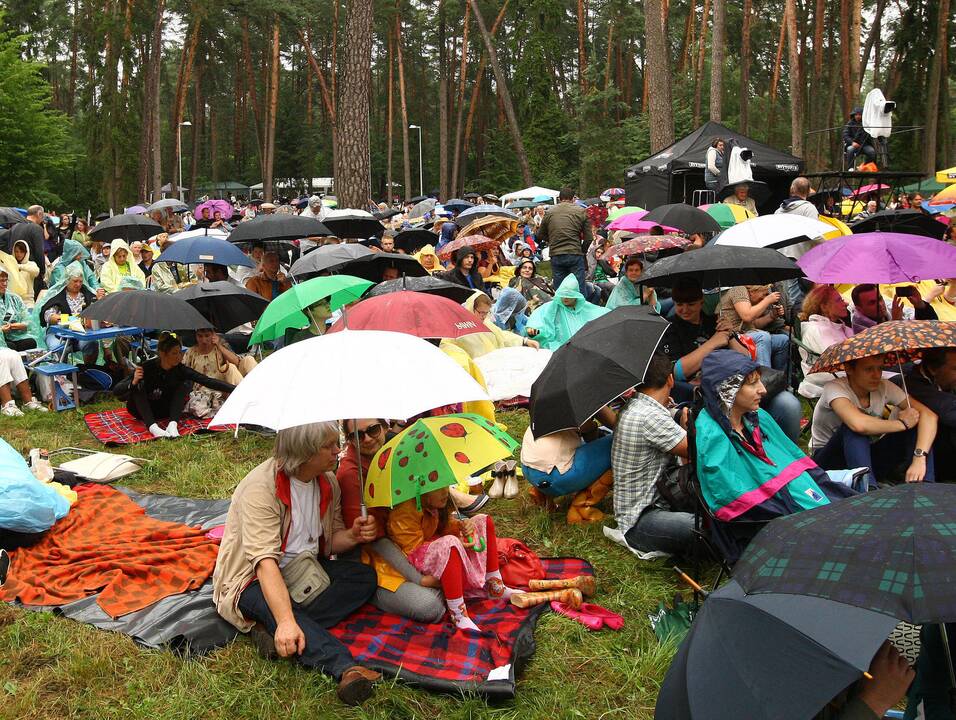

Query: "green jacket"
left=537, top=202, right=592, bottom=257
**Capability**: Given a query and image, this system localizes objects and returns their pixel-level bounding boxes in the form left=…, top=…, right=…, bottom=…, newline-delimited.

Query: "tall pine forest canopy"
left=0, top=0, right=952, bottom=211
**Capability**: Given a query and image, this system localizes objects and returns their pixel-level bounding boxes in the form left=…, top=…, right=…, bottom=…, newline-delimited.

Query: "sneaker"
left=165, top=421, right=180, bottom=438
left=22, top=399, right=48, bottom=413
left=148, top=423, right=167, bottom=438
left=1, top=401, right=23, bottom=417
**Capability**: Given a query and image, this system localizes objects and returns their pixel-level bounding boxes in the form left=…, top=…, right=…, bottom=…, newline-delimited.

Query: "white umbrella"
left=211, top=330, right=490, bottom=431
left=168, top=228, right=230, bottom=242
left=713, top=215, right=836, bottom=251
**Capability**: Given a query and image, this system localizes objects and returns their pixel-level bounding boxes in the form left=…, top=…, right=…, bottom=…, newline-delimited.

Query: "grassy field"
left=0, top=404, right=689, bottom=720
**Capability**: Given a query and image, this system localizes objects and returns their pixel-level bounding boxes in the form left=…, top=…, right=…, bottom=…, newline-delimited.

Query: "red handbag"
left=497, top=537, right=545, bottom=589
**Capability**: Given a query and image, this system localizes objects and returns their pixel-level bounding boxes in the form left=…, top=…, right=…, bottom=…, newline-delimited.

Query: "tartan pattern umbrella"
left=604, top=234, right=690, bottom=257
left=734, top=483, right=956, bottom=624
left=808, top=320, right=956, bottom=374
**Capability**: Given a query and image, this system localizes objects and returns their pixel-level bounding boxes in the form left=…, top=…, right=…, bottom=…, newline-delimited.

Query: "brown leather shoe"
left=249, top=622, right=277, bottom=660
left=337, top=666, right=381, bottom=706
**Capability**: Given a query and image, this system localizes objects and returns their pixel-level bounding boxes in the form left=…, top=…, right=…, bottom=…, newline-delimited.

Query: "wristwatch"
left=913, top=448, right=928, bottom=458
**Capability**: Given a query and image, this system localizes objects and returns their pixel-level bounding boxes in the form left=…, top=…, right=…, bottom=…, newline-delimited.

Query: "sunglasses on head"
left=354, top=423, right=383, bottom=439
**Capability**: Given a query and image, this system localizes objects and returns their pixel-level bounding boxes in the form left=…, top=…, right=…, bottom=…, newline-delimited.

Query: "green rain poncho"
left=525, top=273, right=609, bottom=350
left=49, top=239, right=99, bottom=290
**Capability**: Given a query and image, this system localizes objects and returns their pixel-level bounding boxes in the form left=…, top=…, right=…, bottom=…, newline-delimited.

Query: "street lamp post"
left=409, top=124, right=423, bottom=197
left=177, top=121, right=192, bottom=201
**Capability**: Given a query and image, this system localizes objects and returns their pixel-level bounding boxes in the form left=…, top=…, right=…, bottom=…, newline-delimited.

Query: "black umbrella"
left=365, top=275, right=474, bottom=304
left=373, top=208, right=401, bottom=221
left=394, top=229, right=440, bottom=254
left=175, top=281, right=268, bottom=332
left=443, top=199, right=475, bottom=213
left=462, top=192, right=481, bottom=200
left=321, top=214, right=385, bottom=239
left=643, top=203, right=722, bottom=234
left=656, top=579, right=897, bottom=720
left=228, top=215, right=331, bottom=249
left=850, top=209, right=946, bottom=239
left=409, top=195, right=428, bottom=204
left=639, top=245, right=803, bottom=288
left=338, top=252, right=428, bottom=283
left=81, top=290, right=212, bottom=330
left=529, top=306, right=671, bottom=438
left=0, top=208, right=25, bottom=225
left=582, top=197, right=604, bottom=206
left=88, top=214, right=164, bottom=244
left=289, top=243, right=374, bottom=279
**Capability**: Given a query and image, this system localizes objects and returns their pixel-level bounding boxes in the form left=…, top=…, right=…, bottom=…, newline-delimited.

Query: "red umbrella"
left=605, top=234, right=691, bottom=257
left=437, top=233, right=500, bottom=261
left=327, top=292, right=491, bottom=339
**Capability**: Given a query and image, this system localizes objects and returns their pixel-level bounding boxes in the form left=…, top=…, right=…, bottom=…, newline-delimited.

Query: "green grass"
left=0, top=407, right=689, bottom=720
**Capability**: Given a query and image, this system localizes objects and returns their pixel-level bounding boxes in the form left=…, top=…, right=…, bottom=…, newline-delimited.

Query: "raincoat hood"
left=526, top=273, right=609, bottom=350
left=700, top=349, right=760, bottom=437
left=12, top=240, right=30, bottom=262
left=463, top=290, right=490, bottom=313
left=99, top=238, right=147, bottom=292
left=553, top=273, right=586, bottom=309
left=491, top=287, right=526, bottom=328
left=454, top=247, right=477, bottom=269
left=414, top=244, right=441, bottom=271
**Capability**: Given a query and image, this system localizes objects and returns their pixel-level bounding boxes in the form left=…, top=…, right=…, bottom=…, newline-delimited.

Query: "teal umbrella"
left=250, top=275, right=372, bottom=344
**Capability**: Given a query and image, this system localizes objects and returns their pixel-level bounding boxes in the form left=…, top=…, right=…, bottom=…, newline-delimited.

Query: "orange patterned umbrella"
left=809, top=320, right=956, bottom=374
left=438, top=233, right=501, bottom=261
left=457, top=215, right=519, bottom=244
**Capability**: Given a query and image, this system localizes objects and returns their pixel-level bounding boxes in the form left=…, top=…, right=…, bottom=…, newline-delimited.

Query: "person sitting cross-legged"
left=893, top=348, right=956, bottom=473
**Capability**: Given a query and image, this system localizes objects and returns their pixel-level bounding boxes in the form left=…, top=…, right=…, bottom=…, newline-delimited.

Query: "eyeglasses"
left=354, top=423, right=383, bottom=440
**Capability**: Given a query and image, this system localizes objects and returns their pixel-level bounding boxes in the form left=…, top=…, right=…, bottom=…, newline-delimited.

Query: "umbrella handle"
left=354, top=423, right=368, bottom=519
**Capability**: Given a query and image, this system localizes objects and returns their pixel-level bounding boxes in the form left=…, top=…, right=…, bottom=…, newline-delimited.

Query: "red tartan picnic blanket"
left=84, top=408, right=224, bottom=446
left=328, top=557, right=593, bottom=699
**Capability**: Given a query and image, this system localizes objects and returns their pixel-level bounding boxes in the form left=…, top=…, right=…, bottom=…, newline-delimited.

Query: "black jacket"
left=39, top=287, right=96, bottom=327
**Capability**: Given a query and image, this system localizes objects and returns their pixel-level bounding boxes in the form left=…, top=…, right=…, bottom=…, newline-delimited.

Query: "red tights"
left=439, top=516, right=499, bottom=599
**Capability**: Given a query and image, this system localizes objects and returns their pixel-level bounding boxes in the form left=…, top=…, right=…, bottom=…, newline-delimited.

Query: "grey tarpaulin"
left=15, top=487, right=238, bottom=655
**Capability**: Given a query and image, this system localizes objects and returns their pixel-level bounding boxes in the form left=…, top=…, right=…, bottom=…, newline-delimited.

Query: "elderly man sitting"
left=213, top=422, right=382, bottom=706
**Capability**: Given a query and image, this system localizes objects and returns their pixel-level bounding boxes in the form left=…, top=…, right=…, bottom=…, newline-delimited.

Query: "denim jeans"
left=812, top=424, right=935, bottom=486
left=551, top=254, right=600, bottom=302
left=625, top=508, right=696, bottom=555
left=746, top=330, right=790, bottom=370
left=522, top=433, right=613, bottom=497
left=845, top=142, right=876, bottom=167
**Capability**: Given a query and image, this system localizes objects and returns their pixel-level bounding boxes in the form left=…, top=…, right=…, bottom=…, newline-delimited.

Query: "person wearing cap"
left=843, top=107, right=875, bottom=168
left=259, top=202, right=277, bottom=215
left=138, top=243, right=155, bottom=276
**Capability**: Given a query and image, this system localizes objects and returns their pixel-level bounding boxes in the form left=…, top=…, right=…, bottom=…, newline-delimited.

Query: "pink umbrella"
left=607, top=210, right=680, bottom=234
left=851, top=183, right=890, bottom=198
left=194, top=199, right=234, bottom=221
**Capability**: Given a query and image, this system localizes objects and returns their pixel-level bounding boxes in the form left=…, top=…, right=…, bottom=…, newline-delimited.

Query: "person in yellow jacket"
left=444, top=291, right=540, bottom=360
left=98, top=238, right=147, bottom=293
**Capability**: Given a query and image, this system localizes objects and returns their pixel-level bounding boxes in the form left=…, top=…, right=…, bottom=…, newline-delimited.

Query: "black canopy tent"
left=624, top=121, right=805, bottom=212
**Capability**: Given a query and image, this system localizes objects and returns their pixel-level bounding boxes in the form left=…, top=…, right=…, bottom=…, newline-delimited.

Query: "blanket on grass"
left=6, top=487, right=592, bottom=699
left=84, top=408, right=222, bottom=445
left=2, top=485, right=220, bottom=617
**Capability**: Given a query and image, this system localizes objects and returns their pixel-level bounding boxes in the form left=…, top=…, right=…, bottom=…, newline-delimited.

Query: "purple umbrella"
left=124, top=205, right=148, bottom=215
left=797, top=232, right=956, bottom=283
left=194, top=199, right=234, bottom=221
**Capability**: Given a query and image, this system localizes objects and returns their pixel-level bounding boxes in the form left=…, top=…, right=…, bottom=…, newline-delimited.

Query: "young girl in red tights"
left=387, top=485, right=515, bottom=631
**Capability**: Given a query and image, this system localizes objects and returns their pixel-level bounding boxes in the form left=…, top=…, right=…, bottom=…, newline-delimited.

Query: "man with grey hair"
left=213, top=420, right=383, bottom=705
left=775, top=177, right=820, bottom=306
left=7, top=205, right=46, bottom=297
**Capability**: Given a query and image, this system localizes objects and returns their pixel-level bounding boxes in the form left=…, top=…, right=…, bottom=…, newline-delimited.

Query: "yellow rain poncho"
left=442, top=291, right=525, bottom=359
left=98, top=239, right=147, bottom=293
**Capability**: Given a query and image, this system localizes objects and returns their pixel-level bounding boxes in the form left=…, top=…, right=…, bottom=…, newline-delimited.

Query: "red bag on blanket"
left=497, top=538, right=545, bottom=589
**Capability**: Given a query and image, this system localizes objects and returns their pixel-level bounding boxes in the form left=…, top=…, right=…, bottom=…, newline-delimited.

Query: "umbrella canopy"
left=408, top=195, right=428, bottom=203
left=606, top=205, right=646, bottom=222
left=713, top=215, right=835, bottom=250
left=457, top=215, right=519, bottom=245
left=89, top=214, right=164, bottom=244
left=796, top=231, right=956, bottom=284
left=365, top=414, right=518, bottom=509
left=365, top=275, right=475, bottom=304
left=655, top=579, right=897, bottom=720
left=529, top=306, right=670, bottom=438
left=321, top=213, right=385, bottom=240
left=607, top=211, right=681, bottom=234
left=850, top=183, right=890, bottom=198
left=167, top=227, right=230, bottom=243
left=175, top=281, right=268, bottom=332
left=250, top=275, right=372, bottom=344
left=454, top=205, right=518, bottom=227
left=323, top=252, right=427, bottom=283
left=373, top=208, right=401, bottom=221
left=442, top=199, right=475, bottom=213
left=462, top=192, right=481, bottom=200
left=408, top=198, right=437, bottom=219
left=643, top=203, right=722, bottom=234
left=393, top=229, right=440, bottom=254
left=808, top=320, right=956, bottom=374
left=600, top=187, right=626, bottom=202
left=229, top=215, right=330, bottom=248
left=605, top=234, right=690, bottom=257
left=506, top=200, right=538, bottom=210
left=0, top=208, right=25, bottom=225
left=124, top=205, right=148, bottom=215
left=80, top=289, right=212, bottom=330
left=194, top=199, right=234, bottom=220
left=328, top=292, right=490, bottom=339
left=156, top=235, right=254, bottom=268
left=734, top=483, right=956, bottom=624
left=146, top=198, right=188, bottom=214
left=499, top=186, right=558, bottom=204
left=931, top=184, right=956, bottom=206
left=211, top=330, right=490, bottom=430
left=437, top=234, right=500, bottom=261
left=640, top=245, right=803, bottom=288
left=817, top=215, right=853, bottom=240
left=699, top=203, right=756, bottom=230
left=289, top=243, right=374, bottom=279
left=850, top=209, right=946, bottom=239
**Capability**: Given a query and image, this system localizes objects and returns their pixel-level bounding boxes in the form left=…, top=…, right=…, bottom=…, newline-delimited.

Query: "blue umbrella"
left=454, top=204, right=518, bottom=227
left=442, top=198, right=475, bottom=213
left=157, top=235, right=254, bottom=268
left=532, top=194, right=554, bottom=204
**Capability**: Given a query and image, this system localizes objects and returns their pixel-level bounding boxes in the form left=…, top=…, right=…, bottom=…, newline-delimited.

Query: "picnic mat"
left=84, top=408, right=223, bottom=446
left=6, top=487, right=593, bottom=699
left=2, top=485, right=220, bottom=618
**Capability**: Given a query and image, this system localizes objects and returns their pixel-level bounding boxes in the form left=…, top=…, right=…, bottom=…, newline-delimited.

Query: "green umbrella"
left=606, top=205, right=645, bottom=222
left=249, top=274, right=372, bottom=344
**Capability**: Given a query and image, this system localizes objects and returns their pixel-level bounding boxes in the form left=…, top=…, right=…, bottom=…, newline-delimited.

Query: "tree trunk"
left=603, top=20, right=614, bottom=112
left=784, top=0, right=803, bottom=156
left=466, top=0, right=532, bottom=185
left=386, top=29, right=394, bottom=204
left=577, top=0, right=587, bottom=92
left=924, top=0, right=951, bottom=173
left=739, top=0, right=752, bottom=133
left=189, top=68, right=203, bottom=202
left=859, top=0, right=885, bottom=84
left=299, top=28, right=338, bottom=180
left=395, top=10, right=412, bottom=201
left=645, top=0, right=675, bottom=152
left=335, top=0, right=373, bottom=209
left=849, top=0, right=862, bottom=95
left=148, top=0, right=165, bottom=202
left=262, top=20, right=280, bottom=202
left=767, top=16, right=787, bottom=146
left=693, top=0, right=710, bottom=123
left=438, top=1, right=449, bottom=200
left=451, top=1, right=471, bottom=197
left=679, top=0, right=696, bottom=73
left=241, top=19, right=265, bottom=174
left=171, top=19, right=200, bottom=201
left=709, top=0, right=724, bottom=121
left=839, top=0, right=851, bottom=117
left=68, top=0, right=78, bottom=114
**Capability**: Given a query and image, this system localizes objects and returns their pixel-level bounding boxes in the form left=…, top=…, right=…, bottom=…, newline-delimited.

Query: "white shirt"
left=810, top=377, right=907, bottom=452
left=280, top=477, right=322, bottom=568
